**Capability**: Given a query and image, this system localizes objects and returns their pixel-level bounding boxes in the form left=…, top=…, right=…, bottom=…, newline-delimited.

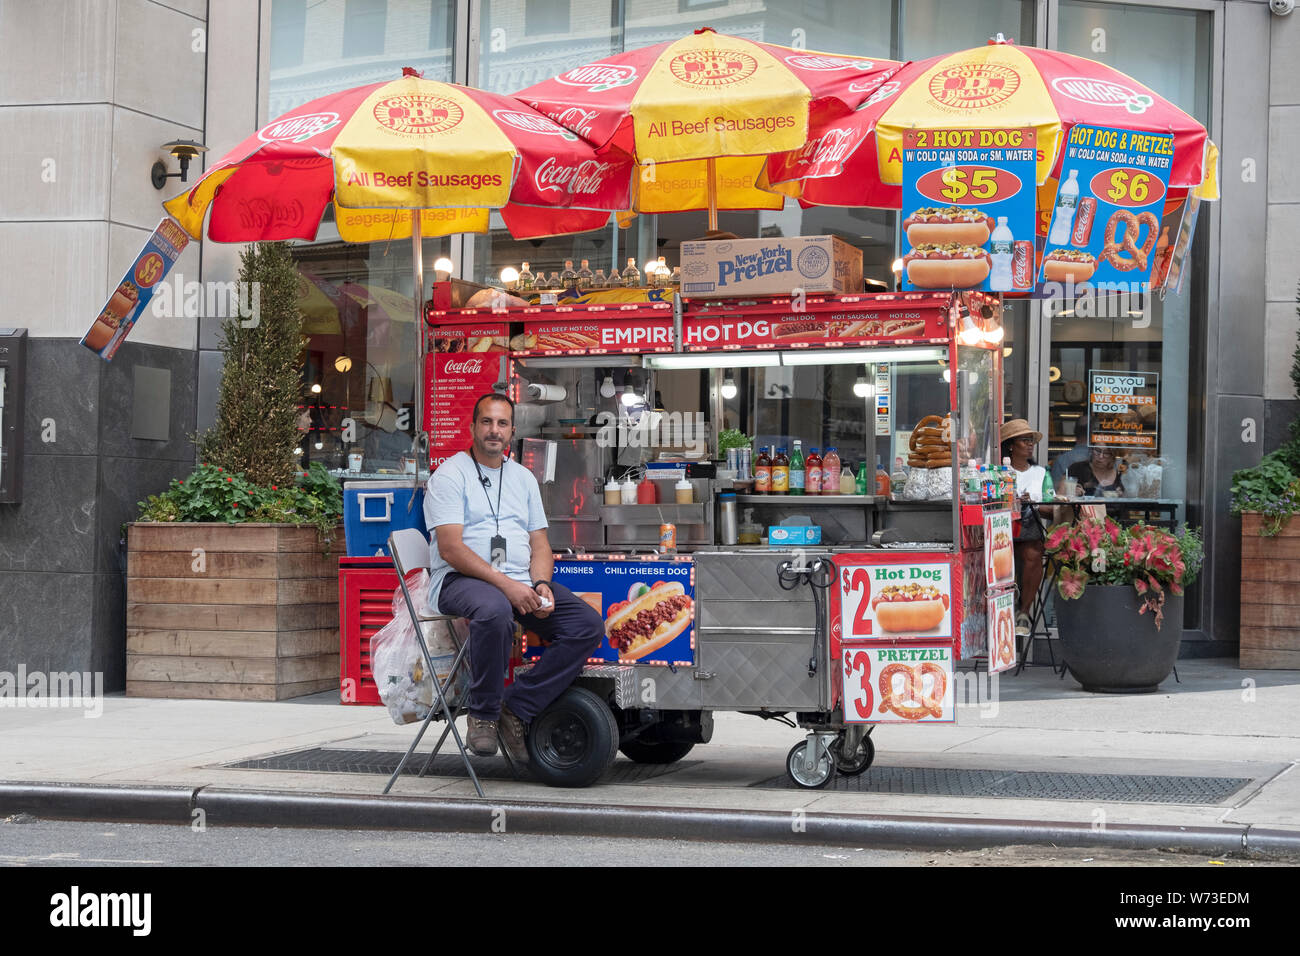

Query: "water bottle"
left=1048, top=169, right=1080, bottom=246
left=989, top=216, right=1014, bottom=291
left=719, top=492, right=738, bottom=545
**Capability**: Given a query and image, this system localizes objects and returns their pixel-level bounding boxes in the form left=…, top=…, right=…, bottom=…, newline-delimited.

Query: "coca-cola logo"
left=552, top=106, right=600, bottom=138
left=257, top=111, right=340, bottom=144
left=534, top=157, right=615, bottom=195
left=555, top=64, right=638, bottom=91
left=864, top=80, right=902, bottom=107
left=785, top=55, right=875, bottom=72
left=801, top=127, right=860, bottom=167
left=1051, top=76, right=1154, bottom=115
left=492, top=109, right=578, bottom=140
left=444, top=358, right=485, bottom=375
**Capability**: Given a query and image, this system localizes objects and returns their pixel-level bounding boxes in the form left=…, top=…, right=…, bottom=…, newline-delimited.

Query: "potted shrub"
left=1044, top=517, right=1204, bottom=693
left=126, top=242, right=345, bottom=701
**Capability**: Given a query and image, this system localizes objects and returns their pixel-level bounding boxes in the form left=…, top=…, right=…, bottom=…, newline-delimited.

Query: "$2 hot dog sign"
left=837, top=561, right=953, bottom=640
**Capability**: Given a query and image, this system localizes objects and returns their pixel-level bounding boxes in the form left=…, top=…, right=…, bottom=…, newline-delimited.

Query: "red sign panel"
left=519, top=315, right=675, bottom=355
left=426, top=322, right=508, bottom=470
left=682, top=294, right=951, bottom=351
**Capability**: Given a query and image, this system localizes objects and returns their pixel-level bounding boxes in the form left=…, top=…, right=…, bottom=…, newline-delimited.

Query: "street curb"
left=4, top=782, right=1299, bottom=858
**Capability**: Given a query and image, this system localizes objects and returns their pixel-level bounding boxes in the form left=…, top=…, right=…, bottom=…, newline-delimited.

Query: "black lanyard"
left=468, top=449, right=504, bottom=535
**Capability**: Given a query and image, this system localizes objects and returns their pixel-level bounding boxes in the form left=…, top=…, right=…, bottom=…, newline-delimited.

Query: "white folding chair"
left=382, top=528, right=488, bottom=796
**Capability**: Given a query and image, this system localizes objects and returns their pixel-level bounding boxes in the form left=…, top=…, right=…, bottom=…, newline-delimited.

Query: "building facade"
left=0, top=0, right=1296, bottom=684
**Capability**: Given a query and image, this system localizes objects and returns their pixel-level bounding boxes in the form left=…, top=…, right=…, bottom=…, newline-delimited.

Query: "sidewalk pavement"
left=2, top=658, right=1299, bottom=858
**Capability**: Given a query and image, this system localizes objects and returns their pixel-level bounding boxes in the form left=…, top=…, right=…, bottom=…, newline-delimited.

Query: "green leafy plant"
left=717, top=429, right=752, bottom=452
left=137, top=462, right=342, bottom=544
left=1044, top=517, right=1202, bottom=630
left=1230, top=450, right=1300, bottom=536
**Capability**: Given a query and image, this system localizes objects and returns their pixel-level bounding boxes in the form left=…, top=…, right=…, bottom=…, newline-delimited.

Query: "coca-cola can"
left=1012, top=241, right=1034, bottom=290
left=659, top=523, right=677, bottom=553
left=1071, top=197, right=1098, bottom=247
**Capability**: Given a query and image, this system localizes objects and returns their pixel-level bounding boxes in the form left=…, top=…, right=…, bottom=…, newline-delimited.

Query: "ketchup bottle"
left=637, top=474, right=658, bottom=504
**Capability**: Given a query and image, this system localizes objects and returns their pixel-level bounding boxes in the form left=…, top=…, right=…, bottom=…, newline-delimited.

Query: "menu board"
left=1039, top=124, right=1174, bottom=292
left=519, top=315, right=675, bottom=355
left=1089, top=369, right=1159, bottom=451
left=834, top=556, right=954, bottom=642
left=682, top=302, right=947, bottom=350
left=987, top=589, right=1017, bottom=674
left=425, top=322, right=508, bottom=470
left=81, top=217, right=190, bottom=361
left=527, top=558, right=696, bottom=666
left=983, top=509, right=1015, bottom=588
left=900, top=128, right=1038, bottom=293
left=842, top=645, right=955, bottom=724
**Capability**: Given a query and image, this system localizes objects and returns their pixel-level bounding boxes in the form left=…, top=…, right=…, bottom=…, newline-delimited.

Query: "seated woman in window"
left=1000, top=419, right=1053, bottom=638
left=1068, top=447, right=1125, bottom=497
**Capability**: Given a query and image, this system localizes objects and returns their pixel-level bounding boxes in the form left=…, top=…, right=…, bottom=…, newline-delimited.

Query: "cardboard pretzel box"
left=679, top=235, right=863, bottom=298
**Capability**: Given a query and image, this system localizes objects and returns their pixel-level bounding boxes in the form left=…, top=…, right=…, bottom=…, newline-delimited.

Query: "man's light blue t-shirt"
left=423, top=452, right=548, bottom=614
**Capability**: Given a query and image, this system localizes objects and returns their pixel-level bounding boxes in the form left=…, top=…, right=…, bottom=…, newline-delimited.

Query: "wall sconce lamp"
left=151, top=139, right=208, bottom=189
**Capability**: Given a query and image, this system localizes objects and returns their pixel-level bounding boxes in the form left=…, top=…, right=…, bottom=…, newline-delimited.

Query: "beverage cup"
left=348, top=452, right=364, bottom=473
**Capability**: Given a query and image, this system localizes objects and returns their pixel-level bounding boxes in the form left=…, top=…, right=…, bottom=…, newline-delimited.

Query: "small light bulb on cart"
left=853, top=375, right=872, bottom=398
left=600, top=375, right=616, bottom=399
left=433, top=257, right=454, bottom=278
left=499, top=266, right=520, bottom=289
left=982, top=324, right=1004, bottom=344
left=621, top=384, right=638, bottom=406
left=958, top=316, right=982, bottom=346
left=721, top=376, right=737, bottom=400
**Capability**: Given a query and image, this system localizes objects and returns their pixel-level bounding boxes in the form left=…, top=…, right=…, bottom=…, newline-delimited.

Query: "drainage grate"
left=754, top=766, right=1253, bottom=804
left=225, top=747, right=695, bottom=784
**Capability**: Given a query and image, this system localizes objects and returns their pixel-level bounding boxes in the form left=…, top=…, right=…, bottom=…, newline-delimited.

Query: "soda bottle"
left=577, top=259, right=594, bottom=291
left=754, top=446, right=771, bottom=494
left=1041, top=470, right=1056, bottom=503
left=1048, top=169, right=1080, bottom=246
left=593, top=267, right=608, bottom=288
left=547, top=270, right=562, bottom=290
left=822, top=447, right=841, bottom=495
left=875, top=455, right=891, bottom=496
left=789, top=440, right=805, bottom=495
left=560, top=259, right=578, bottom=289
left=989, top=216, right=1014, bottom=292
left=1001, top=456, right=1016, bottom=508
left=622, top=257, right=640, bottom=287
left=518, top=261, right=535, bottom=292
left=772, top=447, right=790, bottom=494
left=655, top=256, right=669, bottom=288
left=806, top=448, right=822, bottom=495
left=855, top=460, right=869, bottom=496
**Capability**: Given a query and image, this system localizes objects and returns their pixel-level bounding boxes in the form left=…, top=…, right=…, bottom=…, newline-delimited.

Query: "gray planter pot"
left=1056, top=584, right=1183, bottom=693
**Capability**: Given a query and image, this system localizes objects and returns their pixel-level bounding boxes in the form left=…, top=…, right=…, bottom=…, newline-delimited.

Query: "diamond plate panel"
left=699, top=640, right=822, bottom=709
left=700, top=600, right=816, bottom=630
left=694, top=552, right=828, bottom=602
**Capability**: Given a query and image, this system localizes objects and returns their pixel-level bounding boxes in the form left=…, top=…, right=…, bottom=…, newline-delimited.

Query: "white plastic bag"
left=370, top=569, right=469, bottom=726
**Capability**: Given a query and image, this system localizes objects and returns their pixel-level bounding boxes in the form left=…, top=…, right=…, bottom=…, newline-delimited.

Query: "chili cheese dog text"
left=604, top=581, right=694, bottom=661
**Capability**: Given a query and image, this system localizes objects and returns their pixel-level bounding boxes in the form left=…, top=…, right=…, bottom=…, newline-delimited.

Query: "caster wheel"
left=526, top=687, right=618, bottom=788
left=786, top=739, right=836, bottom=790
left=830, top=735, right=875, bottom=776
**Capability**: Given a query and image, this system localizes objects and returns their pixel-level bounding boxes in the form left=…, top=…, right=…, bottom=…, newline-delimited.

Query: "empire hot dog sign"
left=520, top=316, right=675, bottom=354
left=833, top=557, right=955, bottom=643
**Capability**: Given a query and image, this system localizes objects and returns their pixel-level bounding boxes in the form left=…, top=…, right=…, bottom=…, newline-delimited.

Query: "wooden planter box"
left=1240, top=513, right=1300, bottom=670
left=126, top=523, right=344, bottom=700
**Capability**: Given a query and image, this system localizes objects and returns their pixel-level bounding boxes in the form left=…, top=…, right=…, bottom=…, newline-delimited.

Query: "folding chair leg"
left=388, top=637, right=485, bottom=797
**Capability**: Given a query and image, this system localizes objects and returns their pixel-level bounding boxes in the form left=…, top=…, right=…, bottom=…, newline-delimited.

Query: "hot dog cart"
left=425, top=283, right=1011, bottom=788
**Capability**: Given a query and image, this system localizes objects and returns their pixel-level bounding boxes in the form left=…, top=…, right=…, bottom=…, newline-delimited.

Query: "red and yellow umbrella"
left=516, top=28, right=902, bottom=227
left=164, top=70, right=633, bottom=243
left=764, top=37, right=1217, bottom=212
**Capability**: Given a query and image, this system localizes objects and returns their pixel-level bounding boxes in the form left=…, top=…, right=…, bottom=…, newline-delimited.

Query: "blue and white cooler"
left=343, top=480, right=427, bottom=557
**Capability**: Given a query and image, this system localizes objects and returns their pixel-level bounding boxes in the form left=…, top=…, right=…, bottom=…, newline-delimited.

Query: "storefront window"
left=902, top=0, right=1035, bottom=60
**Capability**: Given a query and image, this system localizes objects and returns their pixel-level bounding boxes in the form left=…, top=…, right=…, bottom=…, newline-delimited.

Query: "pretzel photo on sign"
left=1102, top=209, right=1160, bottom=273
left=996, top=611, right=1015, bottom=669
left=877, top=662, right=947, bottom=720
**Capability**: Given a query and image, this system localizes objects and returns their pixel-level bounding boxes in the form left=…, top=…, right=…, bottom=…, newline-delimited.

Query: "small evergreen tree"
left=1287, top=280, right=1300, bottom=470
left=198, top=242, right=303, bottom=487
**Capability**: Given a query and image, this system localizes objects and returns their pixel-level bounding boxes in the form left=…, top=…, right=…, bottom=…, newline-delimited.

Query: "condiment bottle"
left=675, top=477, right=693, bottom=504
left=788, top=440, right=805, bottom=495
left=839, top=461, right=855, bottom=495
left=637, top=473, right=659, bottom=504
left=620, top=476, right=638, bottom=505
left=772, top=447, right=790, bottom=494
left=604, top=477, right=621, bottom=506
left=806, top=448, right=823, bottom=495
left=875, top=454, right=890, bottom=496
left=754, top=446, right=771, bottom=494
left=822, top=448, right=840, bottom=495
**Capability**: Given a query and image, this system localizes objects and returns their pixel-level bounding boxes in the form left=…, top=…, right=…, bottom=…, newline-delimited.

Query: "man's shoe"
left=466, top=716, right=498, bottom=756
left=1015, top=612, right=1031, bottom=638
left=498, top=704, right=530, bottom=763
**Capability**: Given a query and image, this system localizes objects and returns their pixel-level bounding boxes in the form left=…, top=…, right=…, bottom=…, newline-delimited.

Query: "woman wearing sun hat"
left=1000, top=418, right=1053, bottom=638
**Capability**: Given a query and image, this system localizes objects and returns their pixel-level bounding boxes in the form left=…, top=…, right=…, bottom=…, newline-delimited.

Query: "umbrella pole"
left=411, top=211, right=427, bottom=465
left=706, top=156, right=718, bottom=232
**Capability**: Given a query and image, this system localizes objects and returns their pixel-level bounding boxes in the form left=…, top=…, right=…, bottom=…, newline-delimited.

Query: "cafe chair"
left=382, top=528, right=516, bottom=797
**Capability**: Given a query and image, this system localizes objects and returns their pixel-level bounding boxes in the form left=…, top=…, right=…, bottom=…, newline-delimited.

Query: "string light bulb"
left=599, top=375, right=616, bottom=399
left=721, top=376, right=737, bottom=400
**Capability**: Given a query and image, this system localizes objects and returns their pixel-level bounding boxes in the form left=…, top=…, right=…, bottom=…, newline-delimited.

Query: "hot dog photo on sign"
left=900, top=128, right=1038, bottom=293
left=842, top=561, right=953, bottom=639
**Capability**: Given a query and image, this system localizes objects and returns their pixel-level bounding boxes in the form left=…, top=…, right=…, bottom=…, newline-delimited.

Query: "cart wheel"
left=786, top=739, right=836, bottom=790
left=830, top=735, right=875, bottom=776
left=526, top=686, right=618, bottom=788
left=619, top=737, right=695, bottom=764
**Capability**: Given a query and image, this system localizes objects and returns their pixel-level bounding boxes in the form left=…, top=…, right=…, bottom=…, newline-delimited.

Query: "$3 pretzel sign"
left=877, top=663, right=946, bottom=720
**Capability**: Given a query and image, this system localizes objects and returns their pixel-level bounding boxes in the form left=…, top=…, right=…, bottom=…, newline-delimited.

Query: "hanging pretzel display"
left=876, top=662, right=947, bottom=720
left=995, top=611, right=1015, bottom=669
left=1102, top=209, right=1160, bottom=273
left=907, top=414, right=954, bottom=469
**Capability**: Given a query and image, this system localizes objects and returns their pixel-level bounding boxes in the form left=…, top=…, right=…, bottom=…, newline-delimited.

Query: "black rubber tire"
left=830, top=734, right=875, bottom=776
left=526, top=686, right=619, bottom=788
left=618, top=737, right=696, bottom=764
left=786, top=740, right=835, bottom=789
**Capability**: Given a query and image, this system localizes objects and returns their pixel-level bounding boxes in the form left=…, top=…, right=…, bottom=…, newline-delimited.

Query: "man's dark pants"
left=437, top=574, right=604, bottom=723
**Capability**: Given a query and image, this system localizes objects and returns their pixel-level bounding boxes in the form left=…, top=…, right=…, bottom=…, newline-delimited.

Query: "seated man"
left=423, top=393, right=604, bottom=762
